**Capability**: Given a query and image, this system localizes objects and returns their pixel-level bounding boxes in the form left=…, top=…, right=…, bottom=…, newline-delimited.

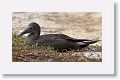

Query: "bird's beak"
left=18, top=31, right=25, bottom=36
left=18, top=27, right=31, bottom=37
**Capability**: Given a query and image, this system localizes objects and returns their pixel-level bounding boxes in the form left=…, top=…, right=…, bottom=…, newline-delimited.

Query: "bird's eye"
left=27, top=28, right=33, bottom=32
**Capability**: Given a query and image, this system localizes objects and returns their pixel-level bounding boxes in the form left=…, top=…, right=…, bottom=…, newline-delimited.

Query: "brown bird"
left=19, top=22, right=99, bottom=52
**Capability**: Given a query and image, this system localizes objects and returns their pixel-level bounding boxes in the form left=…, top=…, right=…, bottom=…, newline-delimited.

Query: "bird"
left=18, top=22, right=100, bottom=52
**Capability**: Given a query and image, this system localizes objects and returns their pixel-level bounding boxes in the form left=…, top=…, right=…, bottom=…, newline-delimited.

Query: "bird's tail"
left=82, top=40, right=100, bottom=44
left=75, top=39, right=100, bottom=47
left=66, top=38, right=100, bottom=46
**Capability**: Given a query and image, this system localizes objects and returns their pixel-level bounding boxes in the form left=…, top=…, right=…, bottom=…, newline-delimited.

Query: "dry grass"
left=12, top=34, right=102, bottom=62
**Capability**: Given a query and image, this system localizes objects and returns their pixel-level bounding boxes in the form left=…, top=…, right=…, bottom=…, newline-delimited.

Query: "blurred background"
left=12, top=12, right=102, bottom=46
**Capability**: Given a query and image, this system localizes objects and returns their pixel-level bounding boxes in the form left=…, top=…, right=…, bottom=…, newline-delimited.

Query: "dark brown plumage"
left=19, top=22, right=99, bottom=52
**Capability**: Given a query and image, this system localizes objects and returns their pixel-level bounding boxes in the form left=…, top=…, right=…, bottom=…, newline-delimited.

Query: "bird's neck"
left=29, top=32, right=40, bottom=38
left=25, top=33, right=40, bottom=45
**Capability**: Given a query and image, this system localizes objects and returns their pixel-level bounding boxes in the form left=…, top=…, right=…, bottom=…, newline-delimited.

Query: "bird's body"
left=19, top=22, right=99, bottom=52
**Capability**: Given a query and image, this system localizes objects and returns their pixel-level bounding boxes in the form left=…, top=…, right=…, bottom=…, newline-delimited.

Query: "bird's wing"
left=37, top=34, right=68, bottom=43
left=54, top=34, right=99, bottom=43
left=39, top=34, right=100, bottom=44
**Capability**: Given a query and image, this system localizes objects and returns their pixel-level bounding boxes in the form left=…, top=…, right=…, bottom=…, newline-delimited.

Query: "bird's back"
left=36, top=34, right=79, bottom=51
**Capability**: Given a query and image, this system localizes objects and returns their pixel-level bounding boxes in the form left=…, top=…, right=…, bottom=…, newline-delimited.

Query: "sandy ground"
left=12, top=12, right=102, bottom=60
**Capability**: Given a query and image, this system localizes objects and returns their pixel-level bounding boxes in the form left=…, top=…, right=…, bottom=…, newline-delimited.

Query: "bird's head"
left=18, top=22, right=41, bottom=36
